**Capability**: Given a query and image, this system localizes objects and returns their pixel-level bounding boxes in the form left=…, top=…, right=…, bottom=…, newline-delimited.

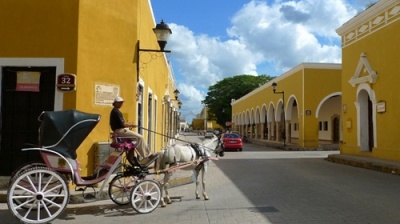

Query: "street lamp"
left=173, top=89, right=180, bottom=100
left=136, top=20, right=172, bottom=81
left=272, top=82, right=286, bottom=147
left=178, top=100, right=182, bottom=109
left=204, top=104, right=207, bottom=131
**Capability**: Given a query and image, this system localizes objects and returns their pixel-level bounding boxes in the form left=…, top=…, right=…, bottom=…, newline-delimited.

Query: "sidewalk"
left=249, top=138, right=400, bottom=174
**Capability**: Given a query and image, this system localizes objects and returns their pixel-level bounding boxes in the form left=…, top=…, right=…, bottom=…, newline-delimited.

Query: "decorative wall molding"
left=337, top=2, right=400, bottom=48
left=349, top=53, right=377, bottom=87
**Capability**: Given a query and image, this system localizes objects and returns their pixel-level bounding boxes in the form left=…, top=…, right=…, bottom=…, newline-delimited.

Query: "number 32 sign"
left=57, top=73, right=76, bottom=91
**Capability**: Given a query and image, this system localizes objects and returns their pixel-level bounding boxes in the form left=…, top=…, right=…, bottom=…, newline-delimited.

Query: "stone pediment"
left=349, top=53, right=378, bottom=87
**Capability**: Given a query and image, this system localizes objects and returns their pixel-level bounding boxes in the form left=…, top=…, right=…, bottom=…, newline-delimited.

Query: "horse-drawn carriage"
left=6, top=110, right=223, bottom=224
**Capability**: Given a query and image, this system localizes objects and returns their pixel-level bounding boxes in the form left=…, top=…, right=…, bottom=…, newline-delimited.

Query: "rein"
left=139, top=126, right=222, bottom=153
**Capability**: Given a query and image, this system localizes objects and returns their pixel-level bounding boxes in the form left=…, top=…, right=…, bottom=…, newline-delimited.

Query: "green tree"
left=202, top=74, right=274, bottom=128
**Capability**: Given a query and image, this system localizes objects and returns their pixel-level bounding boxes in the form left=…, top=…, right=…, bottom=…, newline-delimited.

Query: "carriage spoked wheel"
left=130, top=179, right=161, bottom=214
left=108, top=174, right=137, bottom=205
left=7, top=166, right=70, bottom=224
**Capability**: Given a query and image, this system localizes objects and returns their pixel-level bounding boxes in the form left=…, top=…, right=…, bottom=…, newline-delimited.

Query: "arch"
left=255, top=107, right=261, bottom=124
left=286, top=94, right=299, bottom=121
left=274, top=99, right=284, bottom=122
left=241, top=112, right=245, bottom=125
left=316, top=92, right=342, bottom=118
left=250, top=108, right=255, bottom=124
left=260, top=104, right=267, bottom=123
left=267, top=102, right=275, bottom=122
left=356, top=83, right=377, bottom=151
left=315, top=93, right=342, bottom=144
left=245, top=110, right=251, bottom=125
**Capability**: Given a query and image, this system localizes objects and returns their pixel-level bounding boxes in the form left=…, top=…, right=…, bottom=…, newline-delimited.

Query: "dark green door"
left=0, top=66, right=55, bottom=175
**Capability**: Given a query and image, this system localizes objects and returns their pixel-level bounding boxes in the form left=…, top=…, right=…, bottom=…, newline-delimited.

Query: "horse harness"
left=190, top=143, right=208, bottom=159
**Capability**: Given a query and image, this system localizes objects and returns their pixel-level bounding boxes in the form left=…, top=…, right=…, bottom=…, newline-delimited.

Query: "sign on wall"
left=95, top=83, right=120, bottom=106
left=57, top=73, right=76, bottom=91
left=16, top=71, right=40, bottom=92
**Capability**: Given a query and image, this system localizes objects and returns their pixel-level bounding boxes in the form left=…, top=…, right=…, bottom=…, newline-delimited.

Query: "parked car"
left=204, top=130, right=214, bottom=138
left=221, top=133, right=243, bottom=151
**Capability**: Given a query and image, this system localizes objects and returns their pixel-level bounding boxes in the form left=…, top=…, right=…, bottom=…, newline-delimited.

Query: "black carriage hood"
left=39, top=110, right=101, bottom=159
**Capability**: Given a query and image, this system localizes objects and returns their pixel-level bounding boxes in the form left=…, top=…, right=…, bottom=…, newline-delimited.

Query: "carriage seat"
left=110, top=133, right=137, bottom=151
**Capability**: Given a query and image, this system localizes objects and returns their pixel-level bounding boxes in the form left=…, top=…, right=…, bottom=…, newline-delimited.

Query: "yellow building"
left=232, top=63, right=341, bottom=148
left=0, top=0, right=180, bottom=175
left=195, top=106, right=223, bottom=131
left=336, top=0, right=400, bottom=161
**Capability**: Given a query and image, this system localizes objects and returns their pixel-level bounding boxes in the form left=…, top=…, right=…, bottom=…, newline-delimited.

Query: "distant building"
left=231, top=63, right=341, bottom=148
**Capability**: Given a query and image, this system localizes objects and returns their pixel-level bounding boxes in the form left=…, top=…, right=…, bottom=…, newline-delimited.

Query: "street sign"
left=57, top=73, right=76, bottom=91
left=226, top=121, right=232, bottom=126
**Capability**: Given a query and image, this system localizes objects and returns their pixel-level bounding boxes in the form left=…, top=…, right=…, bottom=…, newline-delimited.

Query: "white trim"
left=349, top=53, right=378, bottom=87
left=286, top=94, right=299, bottom=121
left=337, top=0, right=398, bottom=35
left=337, top=1, right=400, bottom=48
left=355, top=83, right=377, bottom=150
left=315, top=92, right=342, bottom=119
left=0, top=58, right=64, bottom=111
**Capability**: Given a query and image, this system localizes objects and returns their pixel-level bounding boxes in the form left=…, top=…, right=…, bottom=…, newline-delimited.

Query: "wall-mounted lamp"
left=137, top=20, right=172, bottom=81
left=271, top=82, right=286, bottom=146
left=178, top=100, right=182, bottom=109
left=173, top=89, right=180, bottom=100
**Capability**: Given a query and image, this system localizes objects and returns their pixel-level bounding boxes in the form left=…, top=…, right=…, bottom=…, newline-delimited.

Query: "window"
left=324, top=121, right=328, bottom=131
left=319, top=121, right=328, bottom=131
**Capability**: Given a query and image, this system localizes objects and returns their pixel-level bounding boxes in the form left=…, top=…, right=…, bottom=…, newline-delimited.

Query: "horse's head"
left=214, top=137, right=225, bottom=157
left=203, top=135, right=224, bottom=157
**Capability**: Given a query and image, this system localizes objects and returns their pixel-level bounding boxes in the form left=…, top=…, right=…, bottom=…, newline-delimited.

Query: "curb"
left=326, top=154, right=400, bottom=175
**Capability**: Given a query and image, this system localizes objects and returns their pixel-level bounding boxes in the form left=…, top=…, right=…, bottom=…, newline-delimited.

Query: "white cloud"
left=166, top=0, right=363, bottom=122
left=175, top=83, right=205, bottom=121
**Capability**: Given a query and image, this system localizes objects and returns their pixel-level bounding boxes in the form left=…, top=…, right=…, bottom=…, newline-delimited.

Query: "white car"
left=204, top=130, right=214, bottom=138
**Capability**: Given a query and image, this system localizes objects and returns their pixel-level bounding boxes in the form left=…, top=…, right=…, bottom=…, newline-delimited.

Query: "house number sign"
left=57, top=73, right=76, bottom=91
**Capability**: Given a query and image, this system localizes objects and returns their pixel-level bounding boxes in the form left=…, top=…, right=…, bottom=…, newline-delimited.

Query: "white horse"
left=154, top=135, right=224, bottom=207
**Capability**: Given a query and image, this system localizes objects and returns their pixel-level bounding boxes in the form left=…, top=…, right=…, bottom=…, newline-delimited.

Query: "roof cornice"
left=337, top=0, right=399, bottom=35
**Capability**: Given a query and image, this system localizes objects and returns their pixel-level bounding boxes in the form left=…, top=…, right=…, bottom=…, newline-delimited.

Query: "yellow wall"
left=303, top=68, right=342, bottom=146
left=0, top=0, right=175, bottom=175
left=72, top=0, right=142, bottom=173
left=338, top=0, right=400, bottom=161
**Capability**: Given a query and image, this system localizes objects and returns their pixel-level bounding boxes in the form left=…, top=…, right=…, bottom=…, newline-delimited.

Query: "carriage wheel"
left=7, top=167, right=70, bottom=224
left=130, top=179, right=161, bottom=214
left=10, top=162, right=46, bottom=180
left=12, top=163, right=63, bottom=210
left=108, top=174, right=137, bottom=205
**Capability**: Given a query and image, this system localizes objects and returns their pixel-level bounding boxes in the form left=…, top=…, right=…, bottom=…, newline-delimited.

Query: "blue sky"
left=151, top=0, right=377, bottom=123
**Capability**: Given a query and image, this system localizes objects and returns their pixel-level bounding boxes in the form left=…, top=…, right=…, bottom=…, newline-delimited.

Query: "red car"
left=221, top=133, right=243, bottom=151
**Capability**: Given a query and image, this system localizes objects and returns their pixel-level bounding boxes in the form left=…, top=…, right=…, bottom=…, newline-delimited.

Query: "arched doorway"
left=358, top=89, right=374, bottom=152
left=332, top=115, right=340, bottom=143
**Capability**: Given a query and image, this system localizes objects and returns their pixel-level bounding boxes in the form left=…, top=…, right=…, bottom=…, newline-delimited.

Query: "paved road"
left=2, top=134, right=400, bottom=223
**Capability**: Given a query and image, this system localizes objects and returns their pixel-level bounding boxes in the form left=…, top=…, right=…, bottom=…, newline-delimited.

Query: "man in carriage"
left=109, top=97, right=158, bottom=166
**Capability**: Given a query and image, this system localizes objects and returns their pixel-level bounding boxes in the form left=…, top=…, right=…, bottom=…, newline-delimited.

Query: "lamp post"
left=272, top=82, right=286, bottom=147
left=204, top=104, right=207, bottom=131
left=136, top=20, right=172, bottom=81
left=173, top=89, right=180, bottom=100
left=172, top=89, right=181, bottom=136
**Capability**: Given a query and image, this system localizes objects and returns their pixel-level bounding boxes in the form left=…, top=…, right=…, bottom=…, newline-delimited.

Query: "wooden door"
left=0, top=66, right=55, bottom=175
